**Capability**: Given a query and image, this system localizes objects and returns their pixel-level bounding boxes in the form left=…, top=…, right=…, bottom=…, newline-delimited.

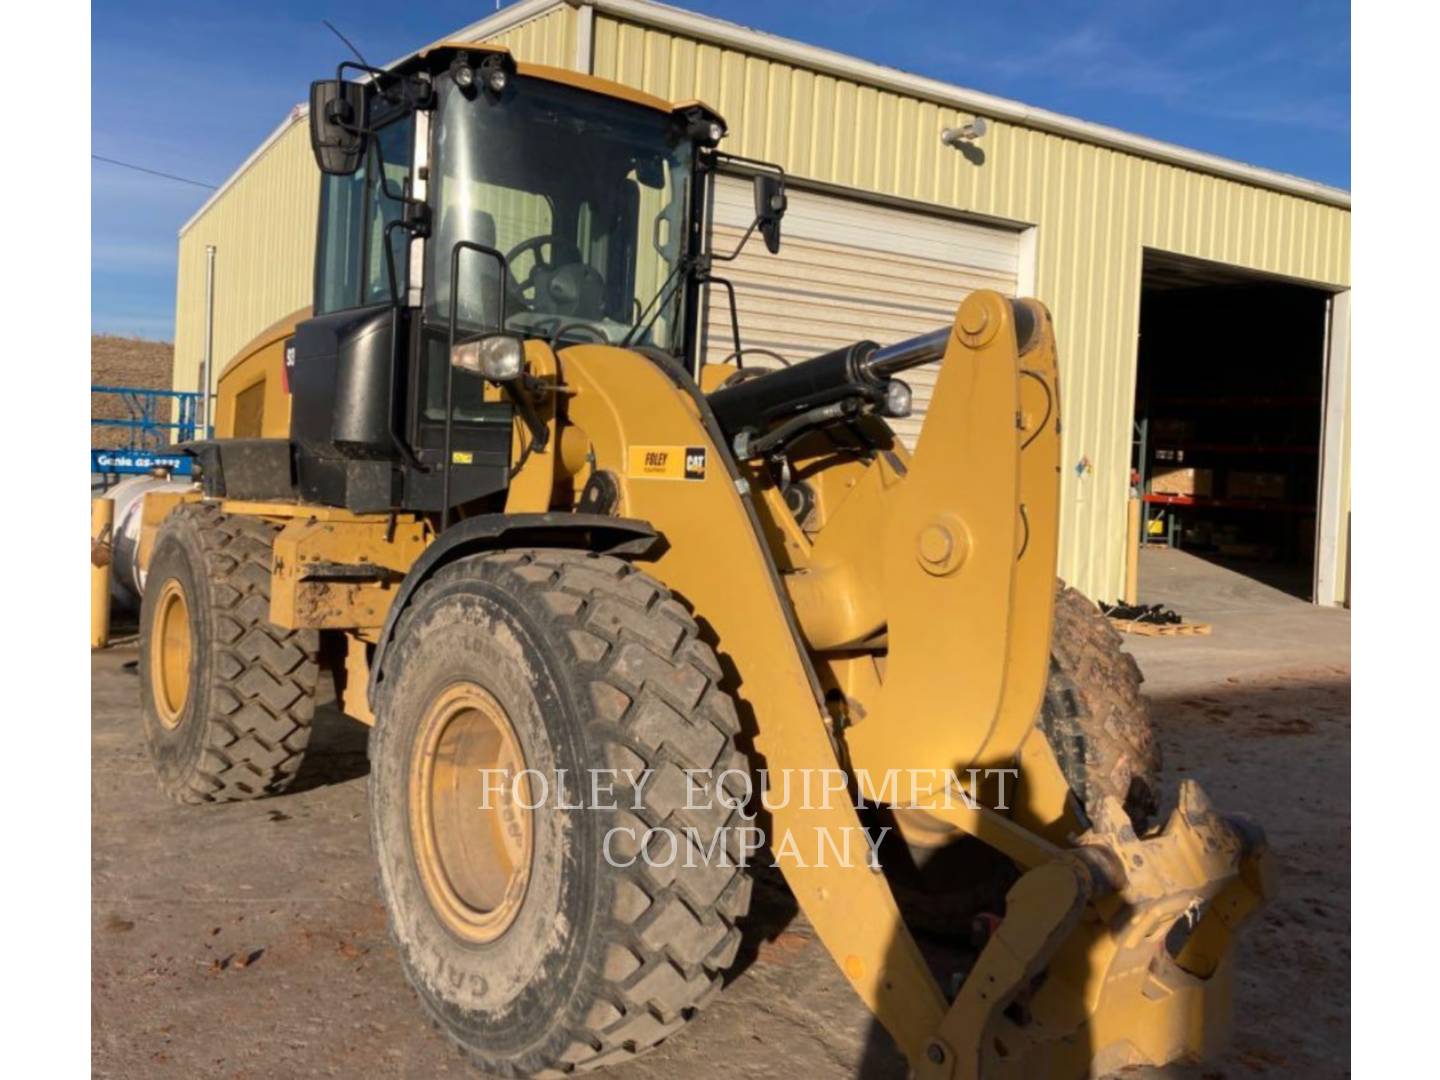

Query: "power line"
left=91, top=154, right=217, bottom=190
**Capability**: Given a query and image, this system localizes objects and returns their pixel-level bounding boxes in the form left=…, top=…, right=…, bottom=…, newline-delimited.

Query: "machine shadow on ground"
left=285, top=701, right=371, bottom=795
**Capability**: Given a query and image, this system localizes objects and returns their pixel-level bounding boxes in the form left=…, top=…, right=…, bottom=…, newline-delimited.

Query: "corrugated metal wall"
left=171, top=4, right=578, bottom=394
left=486, top=1, right=577, bottom=67
left=589, top=13, right=1351, bottom=600
left=172, top=113, right=315, bottom=395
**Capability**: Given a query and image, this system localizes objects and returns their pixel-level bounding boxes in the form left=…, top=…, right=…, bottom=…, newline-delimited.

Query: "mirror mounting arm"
left=335, top=60, right=434, bottom=112
left=701, top=151, right=787, bottom=259
left=686, top=153, right=789, bottom=370
left=709, top=220, right=759, bottom=264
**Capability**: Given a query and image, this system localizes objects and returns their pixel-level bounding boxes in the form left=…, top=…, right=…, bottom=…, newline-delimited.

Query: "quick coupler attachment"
left=916, top=780, right=1275, bottom=1080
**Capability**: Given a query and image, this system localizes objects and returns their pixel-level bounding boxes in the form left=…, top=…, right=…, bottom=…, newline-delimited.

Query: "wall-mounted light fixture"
left=941, top=118, right=988, bottom=147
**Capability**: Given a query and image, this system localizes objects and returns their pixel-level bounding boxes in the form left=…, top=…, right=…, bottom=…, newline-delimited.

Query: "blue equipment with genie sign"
left=91, top=386, right=204, bottom=477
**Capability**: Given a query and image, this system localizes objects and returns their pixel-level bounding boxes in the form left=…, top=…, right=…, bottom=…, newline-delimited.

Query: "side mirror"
left=309, top=80, right=369, bottom=176
left=753, top=173, right=787, bottom=254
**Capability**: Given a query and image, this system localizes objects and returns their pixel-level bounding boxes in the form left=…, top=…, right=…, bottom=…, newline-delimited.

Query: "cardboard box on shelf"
left=1149, top=466, right=1213, bottom=497
left=1227, top=471, right=1286, bottom=501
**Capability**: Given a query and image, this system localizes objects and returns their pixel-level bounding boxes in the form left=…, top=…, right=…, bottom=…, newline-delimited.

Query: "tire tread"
left=379, top=548, right=750, bottom=1076
left=1041, top=582, right=1161, bottom=829
left=151, top=503, right=318, bottom=803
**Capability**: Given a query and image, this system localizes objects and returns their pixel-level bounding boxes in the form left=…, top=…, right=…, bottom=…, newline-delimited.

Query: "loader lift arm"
left=627, top=290, right=1275, bottom=1077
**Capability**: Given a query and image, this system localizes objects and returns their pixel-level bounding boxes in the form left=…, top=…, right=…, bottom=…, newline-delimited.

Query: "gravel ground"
left=92, top=549, right=1349, bottom=1078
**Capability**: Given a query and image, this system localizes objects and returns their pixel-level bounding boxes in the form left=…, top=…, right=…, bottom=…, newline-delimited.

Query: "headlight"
left=452, top=334, right=524, bottom=382
left=450, top=58, right=475, bottom=90
left=682, top=107, right=726, bottom=147
left=882, top=379, right=912, bottom=418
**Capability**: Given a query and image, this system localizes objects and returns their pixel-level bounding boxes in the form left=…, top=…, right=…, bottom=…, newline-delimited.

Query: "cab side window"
left=315, top=115, right=415, bottom=314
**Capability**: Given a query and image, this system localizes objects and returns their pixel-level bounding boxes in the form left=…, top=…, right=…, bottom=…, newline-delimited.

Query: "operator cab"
left=286, top=44, right=783, bottom=517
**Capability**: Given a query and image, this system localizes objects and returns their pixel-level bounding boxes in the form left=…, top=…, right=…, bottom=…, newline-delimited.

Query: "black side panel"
left=291, top=303, right=397, bottom=461
left=297, top=457, right=399, bottom=513
left=289, top=306, right=512, bottom=513
left=290, top=304, right=409, bottom=512
left=180, top=439, right=296, bottom=500
left=332, top=316, right=397, bottom=459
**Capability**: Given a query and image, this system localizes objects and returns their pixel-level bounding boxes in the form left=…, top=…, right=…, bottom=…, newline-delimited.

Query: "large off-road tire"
left=1040, top=583, right=1161, bottom=829
left=139, top=503, right=319, bottom=803
left=889, top=583, right=1161, bottom=938
left=369, top=549, right=752, bottom=1077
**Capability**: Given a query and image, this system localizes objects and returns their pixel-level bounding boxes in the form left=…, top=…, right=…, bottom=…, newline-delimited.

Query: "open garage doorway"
left=1132, top=251, right=1342, bottom=602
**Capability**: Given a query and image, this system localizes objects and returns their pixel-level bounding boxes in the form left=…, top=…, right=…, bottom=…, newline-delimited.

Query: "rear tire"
left=370, top=549, right=752, bottom=1076
left=1040, top=583, right=1161, bottom=829
left=139, top=503, right=319, bottom=803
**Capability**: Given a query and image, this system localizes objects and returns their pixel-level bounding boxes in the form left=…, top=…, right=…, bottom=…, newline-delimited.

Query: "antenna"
left=322, top=19, right=370, bottom=68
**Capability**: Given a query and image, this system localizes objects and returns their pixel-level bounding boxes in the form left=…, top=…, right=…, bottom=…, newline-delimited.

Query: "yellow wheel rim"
left=410, top=681, right=534, bottom=944
left=152, top=579, right=193, bottom=729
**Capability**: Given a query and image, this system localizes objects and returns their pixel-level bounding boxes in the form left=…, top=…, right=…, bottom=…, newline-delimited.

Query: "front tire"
left=1040, top=583, right=1161, bottom=829
left=369, top=549, right=752, bottom=1076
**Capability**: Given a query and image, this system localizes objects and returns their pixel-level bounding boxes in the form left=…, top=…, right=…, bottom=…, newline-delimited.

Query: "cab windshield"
left=427, top=74, right=692, bottom=352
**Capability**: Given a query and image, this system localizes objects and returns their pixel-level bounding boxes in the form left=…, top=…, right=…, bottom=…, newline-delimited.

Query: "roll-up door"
left=705, top=176, right=1021, bottom=447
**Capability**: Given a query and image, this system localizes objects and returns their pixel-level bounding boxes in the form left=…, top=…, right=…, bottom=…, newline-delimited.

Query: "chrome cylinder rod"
left=860, top=326, right=952, bottom=380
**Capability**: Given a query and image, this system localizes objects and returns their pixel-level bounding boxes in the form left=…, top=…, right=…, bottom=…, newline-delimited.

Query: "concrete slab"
left=1129, top=546, right=1350, bottom=690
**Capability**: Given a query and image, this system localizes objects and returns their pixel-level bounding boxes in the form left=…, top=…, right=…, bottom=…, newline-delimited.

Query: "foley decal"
left=628, top=445, right=707, bottom=481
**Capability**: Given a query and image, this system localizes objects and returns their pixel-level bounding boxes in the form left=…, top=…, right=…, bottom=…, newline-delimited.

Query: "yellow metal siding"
left=172, top=115, right=316, bottom=397
left=591, top=14, right=1351, bottom=600
left=489, top=2, right=576, bottom=68
left=171, top=5, right=578, bottom=398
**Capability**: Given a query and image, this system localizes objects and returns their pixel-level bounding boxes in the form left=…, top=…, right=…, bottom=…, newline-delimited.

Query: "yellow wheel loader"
left=133, top=42, right=1273, bottom=1078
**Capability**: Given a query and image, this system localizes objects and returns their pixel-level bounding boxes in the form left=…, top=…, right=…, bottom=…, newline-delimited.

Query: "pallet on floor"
left=1112, top=619, right=1212, bottom=637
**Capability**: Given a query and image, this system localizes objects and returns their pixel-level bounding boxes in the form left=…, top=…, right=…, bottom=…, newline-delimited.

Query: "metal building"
left=172, top=0, right=1352, bottom=605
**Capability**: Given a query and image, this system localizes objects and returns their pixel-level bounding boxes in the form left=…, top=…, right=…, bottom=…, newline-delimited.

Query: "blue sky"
left=92, top=0, right=1350, bottom=340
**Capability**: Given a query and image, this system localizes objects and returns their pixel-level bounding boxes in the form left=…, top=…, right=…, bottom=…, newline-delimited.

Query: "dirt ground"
left=91, top=548, right=1349, bottom=1078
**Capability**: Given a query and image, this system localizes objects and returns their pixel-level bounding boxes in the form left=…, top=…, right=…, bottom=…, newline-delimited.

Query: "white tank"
left=105, top=474, right=197, bottom=612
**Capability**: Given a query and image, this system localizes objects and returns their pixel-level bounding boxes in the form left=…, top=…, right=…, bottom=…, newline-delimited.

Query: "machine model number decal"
left=628, top=445, right=706, bottom=481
